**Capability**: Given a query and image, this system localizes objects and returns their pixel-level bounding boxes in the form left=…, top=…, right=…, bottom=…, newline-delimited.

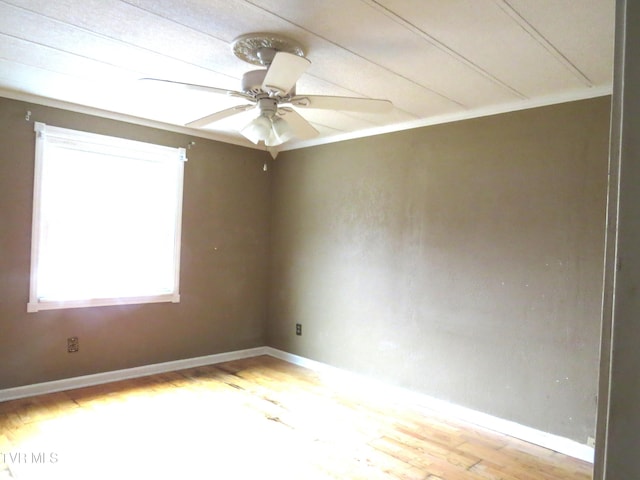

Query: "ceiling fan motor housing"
left=241, top=69, right=295, bottom=97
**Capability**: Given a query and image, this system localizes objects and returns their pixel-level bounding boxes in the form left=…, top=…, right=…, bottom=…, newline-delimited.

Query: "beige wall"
left=268, top=97, right=610, bottom=443
left=0, top=97, right=270, bottom=388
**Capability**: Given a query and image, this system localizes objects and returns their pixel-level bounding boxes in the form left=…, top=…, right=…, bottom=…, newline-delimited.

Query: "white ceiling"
left=0, top=0, right=615, bottom=152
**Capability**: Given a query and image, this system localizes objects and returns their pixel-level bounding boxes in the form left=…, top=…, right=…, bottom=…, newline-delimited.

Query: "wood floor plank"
left=0, top=355, right=593, bottom=480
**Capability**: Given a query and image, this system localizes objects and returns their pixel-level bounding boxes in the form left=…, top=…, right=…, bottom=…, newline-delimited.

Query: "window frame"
left=27, top=122, right=187, bottom=313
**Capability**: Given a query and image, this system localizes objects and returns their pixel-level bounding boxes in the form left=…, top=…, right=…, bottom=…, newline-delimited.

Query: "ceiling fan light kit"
left=241, top=114, right=272, bottom=144
left=143, top=32, right=393, bottom=153
left=271, top=117, right=295, bottom=145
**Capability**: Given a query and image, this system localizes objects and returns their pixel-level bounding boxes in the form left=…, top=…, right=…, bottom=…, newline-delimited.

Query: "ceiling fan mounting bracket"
left=232, top=32, right=305, bottom=66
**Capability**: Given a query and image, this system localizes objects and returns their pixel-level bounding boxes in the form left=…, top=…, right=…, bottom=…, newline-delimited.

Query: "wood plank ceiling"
left=0, top=0, right=615, bottom=153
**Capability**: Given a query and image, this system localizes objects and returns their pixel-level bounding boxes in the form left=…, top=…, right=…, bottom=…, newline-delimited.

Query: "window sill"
left=27, top=293, right=180, bottom=313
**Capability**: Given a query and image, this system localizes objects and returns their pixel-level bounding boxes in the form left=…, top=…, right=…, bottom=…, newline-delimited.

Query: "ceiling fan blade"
left=277, top=109, right=319, bottom=140
left=262, top=52, right=311, bottom=95
left=139, top=78, right=252, bottom=100
left=289, top=95, right=393, bottom=113
left=186, top=104, right=254, bottom=128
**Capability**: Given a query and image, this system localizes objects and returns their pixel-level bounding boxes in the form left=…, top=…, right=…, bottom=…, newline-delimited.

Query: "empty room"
left=1, top=1, right=638, bottom=479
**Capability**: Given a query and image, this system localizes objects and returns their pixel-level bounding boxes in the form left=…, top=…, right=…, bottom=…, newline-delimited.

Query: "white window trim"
left=27, top=122, right=186, bottom=313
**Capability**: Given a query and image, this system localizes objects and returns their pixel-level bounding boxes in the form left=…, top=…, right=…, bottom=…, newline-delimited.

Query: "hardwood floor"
left=0, top=355, right=592, bottom=480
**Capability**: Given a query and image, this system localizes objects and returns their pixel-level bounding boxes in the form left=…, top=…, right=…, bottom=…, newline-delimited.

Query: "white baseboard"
left=0, top=346, right=269, bottom=402
left=264, top=347, right=595, bottom=463
left=0, top=345, right=595, bottom=463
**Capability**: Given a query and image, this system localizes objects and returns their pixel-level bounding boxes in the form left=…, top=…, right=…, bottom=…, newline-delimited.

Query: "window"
left=28, top=122, right=187, bottom=312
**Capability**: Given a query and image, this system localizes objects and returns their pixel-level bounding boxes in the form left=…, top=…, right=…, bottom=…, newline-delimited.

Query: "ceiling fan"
left=142, top=33, right=393, bottom=154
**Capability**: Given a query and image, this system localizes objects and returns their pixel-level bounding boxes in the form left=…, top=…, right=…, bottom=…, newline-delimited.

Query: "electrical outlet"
left=67, top=336, right=79, bottom=353
left=295, top=323, right=302, bottom=336
left=587, top=436, right=596, bottom=448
